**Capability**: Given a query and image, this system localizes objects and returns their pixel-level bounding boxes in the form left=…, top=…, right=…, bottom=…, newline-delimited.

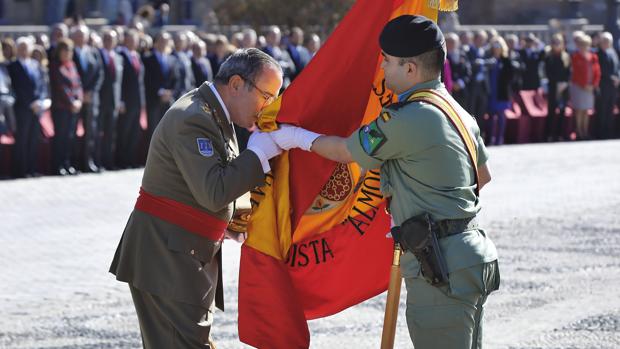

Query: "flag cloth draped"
left=238, top=1, right=457, bottom=348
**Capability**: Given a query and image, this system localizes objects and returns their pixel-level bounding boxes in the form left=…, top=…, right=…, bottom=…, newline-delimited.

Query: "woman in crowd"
left=138, top=34, right=153, bottom=56
left=570, top=34, right=601, bottom=140
left=486, top=36, right=515, bottom=145
left=1, top=37, right=16, bottom=62
left=190, top=39, right=213, bottom=87
left=31, top=44, right=50, bottom=98
left=49, top=38, right=83, bottom=176
left=209, top=35, right=233, bottom=76
left=31, top=45, right=48, bottom=67
left=544, top=33, right=571, bottom=141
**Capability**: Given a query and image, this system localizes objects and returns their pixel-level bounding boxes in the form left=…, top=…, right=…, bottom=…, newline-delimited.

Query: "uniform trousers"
left=51, top=108, right=78, bottom=171
left=12, top=107, right=40, bottom=177
left=595, top=83, right=617, bottom=139
left=544, top=84, right=568, bottom=141
left=99, top=104, right=118, bottom=169
left=116, top=105, right=141, bottom=168
left=129, top=284, right=215, bottom=349
left=467, top=82, right=488, bottom=133
left=78, top=101, right=99, bottom=169
left=405, top=260, right=499, bottom=349
left=147, top=101, right=171, bottom=142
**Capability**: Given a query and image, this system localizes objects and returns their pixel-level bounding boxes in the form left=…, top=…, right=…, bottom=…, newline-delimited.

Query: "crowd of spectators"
left=1, top=13, right=619, bottom=179
left=444, top=29, right=618, bottom=145
left=0, top=16, right=321, bottom=179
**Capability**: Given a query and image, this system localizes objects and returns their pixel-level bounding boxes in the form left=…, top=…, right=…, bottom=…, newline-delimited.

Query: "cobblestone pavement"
left=1, top=140, right=619, bottom=349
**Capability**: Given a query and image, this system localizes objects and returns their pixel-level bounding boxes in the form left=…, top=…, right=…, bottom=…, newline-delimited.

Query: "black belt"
left=431, top=216, right=478, bottom=239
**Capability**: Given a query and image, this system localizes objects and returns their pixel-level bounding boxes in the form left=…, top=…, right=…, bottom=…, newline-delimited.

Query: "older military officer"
left=110, top=48, right=283, bottom=348
left=269, top=16, right=499, bottom=349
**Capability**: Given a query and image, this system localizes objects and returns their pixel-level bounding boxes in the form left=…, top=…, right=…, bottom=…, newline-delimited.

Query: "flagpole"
left=380, top=243, right=402, bottom=349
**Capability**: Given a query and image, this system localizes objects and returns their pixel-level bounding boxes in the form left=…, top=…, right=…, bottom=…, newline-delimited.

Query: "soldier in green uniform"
left=109, top=48, right=284, bottom=348
left=269, top=15, right=500, bottom=349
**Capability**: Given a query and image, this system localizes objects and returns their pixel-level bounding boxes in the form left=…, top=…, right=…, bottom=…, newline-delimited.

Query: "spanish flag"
left=239, top=1, right=457, bottom=348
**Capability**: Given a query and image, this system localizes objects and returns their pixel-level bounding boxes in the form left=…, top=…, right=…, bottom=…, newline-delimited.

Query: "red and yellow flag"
left=238, top=1, right=457, bottom=348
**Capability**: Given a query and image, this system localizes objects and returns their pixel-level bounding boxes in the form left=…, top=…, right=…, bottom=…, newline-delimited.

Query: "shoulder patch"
left=359, top=120, right=387, bottom=156
left=196, top=138, right=214, bottom=157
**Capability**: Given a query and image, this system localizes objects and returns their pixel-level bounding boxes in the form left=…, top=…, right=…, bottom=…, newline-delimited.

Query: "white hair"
left=70, top=25, right=90, bottom=37
left=16, top=36, right=34, bottom=50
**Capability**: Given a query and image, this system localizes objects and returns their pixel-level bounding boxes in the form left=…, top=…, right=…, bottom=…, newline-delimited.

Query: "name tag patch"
left=196, top=138, right=214, bottom=157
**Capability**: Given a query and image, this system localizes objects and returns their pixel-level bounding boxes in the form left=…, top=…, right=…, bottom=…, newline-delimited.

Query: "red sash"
left=135, top=187, right=227, bottom=241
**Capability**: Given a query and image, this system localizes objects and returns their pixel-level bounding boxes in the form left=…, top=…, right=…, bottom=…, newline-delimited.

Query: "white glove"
left=269, top=124, right=322, bottom=151
left=247, top=131, right=283, bottom=173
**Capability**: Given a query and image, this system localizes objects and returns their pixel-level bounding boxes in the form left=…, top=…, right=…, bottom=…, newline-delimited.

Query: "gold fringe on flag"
left=428, top=0, right=458, bottom=11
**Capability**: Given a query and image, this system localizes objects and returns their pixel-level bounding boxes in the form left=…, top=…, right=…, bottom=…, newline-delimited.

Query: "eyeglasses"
left=241, top=76, right=276, bottom=107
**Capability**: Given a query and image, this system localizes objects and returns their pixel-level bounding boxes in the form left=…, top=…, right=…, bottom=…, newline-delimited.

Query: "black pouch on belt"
left=393, top=213, right=449, bottom=286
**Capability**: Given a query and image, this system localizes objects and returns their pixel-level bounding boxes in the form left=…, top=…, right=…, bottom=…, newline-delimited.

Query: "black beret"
left=379, top=15, right=445, bottom=57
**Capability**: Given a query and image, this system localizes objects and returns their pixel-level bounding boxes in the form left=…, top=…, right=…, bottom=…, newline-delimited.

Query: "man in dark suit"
left=143, top=31, right=179, bottom=141
left=285, top=27, right=311, bottom=81
left=506, top=33, right=524, bottom=93
left=191, top=39, right=213, bottom=87
left=445, top=32, right=471, bottom=107
left=544, top=34, right=571, bottom=142
left=261, top=25, right=296, bottom=88
left=71, top=25, right=104, bottom=172
left=110, top=48, right=284, bottom=349
left=518, top=34, right=544, bottom=91
left=47, top=22, right=68, bottom=63
left=208, top=35, right=232, bottom=76
left=466, top=30, right=490, bottom=128
left=172, top=31, right=195, bottom=99
left=8, top=37, right=49, bottom=178
left=97, top=29, right=123, bottom=170
left=117, top=29, right=145, bottom=169
left=595, top=32, right=620, bottom=139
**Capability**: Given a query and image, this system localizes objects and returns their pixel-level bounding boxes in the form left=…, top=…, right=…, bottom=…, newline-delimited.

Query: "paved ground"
left=1, top=140, right=619, bottom=349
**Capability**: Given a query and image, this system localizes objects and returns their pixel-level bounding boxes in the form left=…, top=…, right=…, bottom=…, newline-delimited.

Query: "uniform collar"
left=207, top=82, right=231, bottom=123
left=198, top=81, right=234, bottom=140
left=397, top=79, right=444, bottom=102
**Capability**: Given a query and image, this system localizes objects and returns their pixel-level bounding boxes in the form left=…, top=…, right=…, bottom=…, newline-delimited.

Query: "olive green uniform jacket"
left=110, top=82, right=265, bottom=311
left=345, top=79, right=498, bottom=279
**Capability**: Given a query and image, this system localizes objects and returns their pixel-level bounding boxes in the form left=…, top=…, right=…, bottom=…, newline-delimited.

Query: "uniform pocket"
left=167, top=232, right=220, bottom=265
left=447, top=264, right=485, bottom=297
left=484, top=260, right=501, bottom=295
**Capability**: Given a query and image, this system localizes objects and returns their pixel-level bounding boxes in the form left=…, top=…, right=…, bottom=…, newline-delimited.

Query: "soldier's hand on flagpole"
left=247, top=131, right=283, bottom=173
left=269, top=124, right=322, bottom=151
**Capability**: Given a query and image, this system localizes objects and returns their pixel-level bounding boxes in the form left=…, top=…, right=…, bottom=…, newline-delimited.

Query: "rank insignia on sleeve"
left=380, top=111, right=392, bottom=122
left=359, top=121, right=387, bottom=156
left=196, top=138, right=214, bottom=157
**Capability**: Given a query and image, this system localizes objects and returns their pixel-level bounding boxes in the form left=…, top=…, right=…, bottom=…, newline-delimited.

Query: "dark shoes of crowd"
left=52, top=160, right=141, bottom=177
